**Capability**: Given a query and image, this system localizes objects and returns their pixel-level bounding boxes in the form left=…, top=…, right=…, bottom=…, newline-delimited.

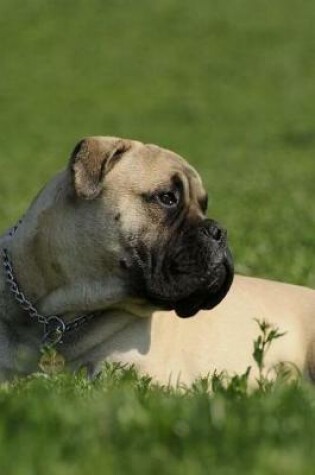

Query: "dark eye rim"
left=156, top=190, right=179, bottom=208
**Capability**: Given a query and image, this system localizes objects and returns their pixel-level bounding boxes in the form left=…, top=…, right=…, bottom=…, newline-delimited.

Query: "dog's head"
left=69, top=136, right=234, bottom=318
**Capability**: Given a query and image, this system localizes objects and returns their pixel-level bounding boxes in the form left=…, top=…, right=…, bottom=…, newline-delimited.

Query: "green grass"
left=0, top=366, right=315, bottom=475
left=0, top=0, right=314, bottom=473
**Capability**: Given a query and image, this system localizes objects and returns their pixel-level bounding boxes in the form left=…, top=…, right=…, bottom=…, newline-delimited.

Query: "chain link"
left=2, top=223, right=96, bottom=346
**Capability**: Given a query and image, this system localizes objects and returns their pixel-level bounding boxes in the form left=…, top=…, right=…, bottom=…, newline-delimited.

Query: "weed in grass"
left=190, top=319, right=289, bottom=397
left=253, top=319, right=286, bottom=391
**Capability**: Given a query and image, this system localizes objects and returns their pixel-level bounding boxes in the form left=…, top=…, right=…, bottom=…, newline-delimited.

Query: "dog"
left=0, top=136, right=314, bottom=385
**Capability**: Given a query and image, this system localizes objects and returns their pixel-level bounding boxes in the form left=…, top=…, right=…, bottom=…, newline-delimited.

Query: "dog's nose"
left=201, top=219, right=226, bottom=243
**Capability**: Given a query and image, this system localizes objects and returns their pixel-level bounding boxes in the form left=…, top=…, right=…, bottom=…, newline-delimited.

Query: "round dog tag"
left=39, top=347, right=65, bottom=374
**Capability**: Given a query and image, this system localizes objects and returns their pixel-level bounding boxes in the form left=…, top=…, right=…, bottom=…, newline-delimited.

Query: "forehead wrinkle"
left=183, top=166, right=205, bottom=205
left=173, top=170, right=190, bottom=206
left=111, top=143, right=205, bottom=200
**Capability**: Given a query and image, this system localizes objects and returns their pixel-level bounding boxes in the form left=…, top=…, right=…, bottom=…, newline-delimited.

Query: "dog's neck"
left=1, top=242, right=131, bottom=339
left=1, top=172, right=130, bottom=319
left=0, top=171, right=155, bottom=379
left=0, top=220, right=148, bottom=380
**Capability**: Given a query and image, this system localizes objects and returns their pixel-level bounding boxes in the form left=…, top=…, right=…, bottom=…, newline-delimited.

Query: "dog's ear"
left=69, top=137, right=131, bottom=199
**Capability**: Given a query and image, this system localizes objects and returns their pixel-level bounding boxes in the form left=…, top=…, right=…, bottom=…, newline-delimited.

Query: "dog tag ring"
left=42, top=316, right=66, bottom=346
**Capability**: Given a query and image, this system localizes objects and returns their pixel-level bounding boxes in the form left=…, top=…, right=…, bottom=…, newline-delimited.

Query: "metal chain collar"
left=2, top=222, right=96, bottom=347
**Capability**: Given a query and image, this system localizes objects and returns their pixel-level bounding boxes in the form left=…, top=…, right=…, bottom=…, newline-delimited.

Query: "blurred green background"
left=0, top=0, right=314, bottom=286
left=1, top=2, right=315, bottom=474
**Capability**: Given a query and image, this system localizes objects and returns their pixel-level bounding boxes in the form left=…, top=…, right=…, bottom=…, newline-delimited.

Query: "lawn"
left=0, top=0, right=314, bottom=473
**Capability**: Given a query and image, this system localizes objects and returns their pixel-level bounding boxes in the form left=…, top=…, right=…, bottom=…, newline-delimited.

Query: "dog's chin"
left=146, top=261, right=234, bottom=319
left=173, top=280, right=229, bottom=318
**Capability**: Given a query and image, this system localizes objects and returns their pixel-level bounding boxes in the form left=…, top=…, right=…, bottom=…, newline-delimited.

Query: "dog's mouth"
left=173, top=257, right=233, bottom=317
left=122, top=219, right=234, bottom=318
left=145, top=253, right=234, bottom=318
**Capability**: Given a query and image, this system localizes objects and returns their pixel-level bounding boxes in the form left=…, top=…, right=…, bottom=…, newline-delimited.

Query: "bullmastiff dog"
left=0, top=136, right=314, bottom=385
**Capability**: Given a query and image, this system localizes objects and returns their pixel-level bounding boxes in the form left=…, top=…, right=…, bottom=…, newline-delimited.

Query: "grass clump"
left=0, top=322, right=314, bottom=475
left=0, top=362, right=314, bottom=475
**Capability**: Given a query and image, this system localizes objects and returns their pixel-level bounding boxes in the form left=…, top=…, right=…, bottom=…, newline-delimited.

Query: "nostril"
left=211, top=226, right=222, bottom=241
left=202, top=219, right=224, bottom=242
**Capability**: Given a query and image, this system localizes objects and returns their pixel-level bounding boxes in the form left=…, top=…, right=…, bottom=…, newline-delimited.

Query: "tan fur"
left=0, top=137, right=314, bottom=385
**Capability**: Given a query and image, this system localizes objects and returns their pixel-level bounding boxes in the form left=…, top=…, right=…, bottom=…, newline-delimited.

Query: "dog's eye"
left=157, top=191, right=179, bottom=208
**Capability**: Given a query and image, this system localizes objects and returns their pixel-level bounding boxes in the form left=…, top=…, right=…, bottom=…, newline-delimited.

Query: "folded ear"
left=69, top=136, right=131, bottom=199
